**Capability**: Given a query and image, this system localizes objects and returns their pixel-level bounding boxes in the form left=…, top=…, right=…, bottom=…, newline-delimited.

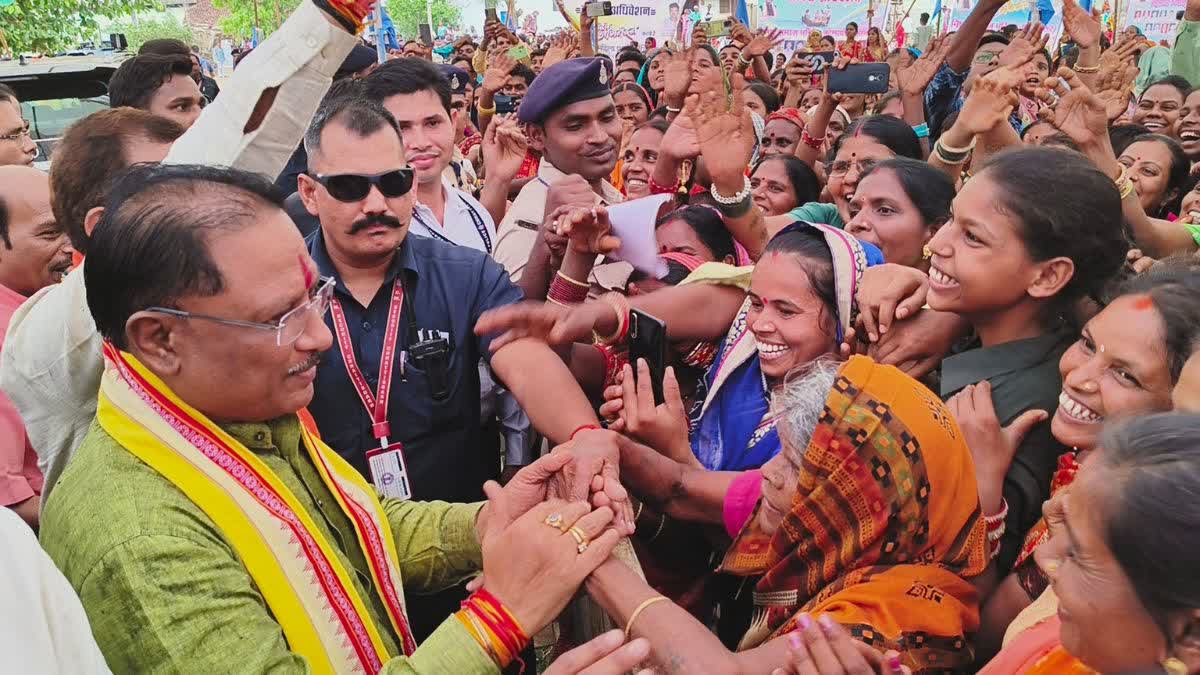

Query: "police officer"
left=493, top=58, right=630, bottom=289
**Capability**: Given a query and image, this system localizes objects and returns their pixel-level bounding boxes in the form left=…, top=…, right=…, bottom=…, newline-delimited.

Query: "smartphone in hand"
left=628, top=309, right=669, bottom=406
left=827, top=63, right=890, bottom=94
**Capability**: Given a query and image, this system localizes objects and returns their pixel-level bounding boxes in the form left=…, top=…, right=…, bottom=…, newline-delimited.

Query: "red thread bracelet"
left=571, top=424, right=601, bottom=440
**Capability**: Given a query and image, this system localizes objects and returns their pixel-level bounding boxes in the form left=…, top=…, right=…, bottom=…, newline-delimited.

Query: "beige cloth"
left=0, top=0, right=358, bottom=504
left=493, top=160, right=625, bottom=283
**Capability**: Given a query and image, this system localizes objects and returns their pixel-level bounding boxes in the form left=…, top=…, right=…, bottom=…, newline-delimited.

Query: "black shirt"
left=941, top=330, right=1071, bottom=573
left=306, top=231, right=523, bottom=503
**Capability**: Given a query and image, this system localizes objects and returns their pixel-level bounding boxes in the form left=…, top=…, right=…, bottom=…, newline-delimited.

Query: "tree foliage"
left=109, top=15, right=195, bottom=52
left=210, top=0, right=462, bottom=42
left=384, top=0, right=462, bottom=39
left=1, top=0, right=160, bottom=54
left=213, top=0, right=301, bottom=40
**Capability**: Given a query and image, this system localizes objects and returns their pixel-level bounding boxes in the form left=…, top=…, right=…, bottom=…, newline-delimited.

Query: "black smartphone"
left=494, top=93, right=519, bottom=115
left=627, top=309, right=668, bottom=406
left=827, top=63, right=891, bottom=94
left=419, top=23, right=434, bottom=46
left=484, top=0, right=499, bottom=25
left=805, top=50, right=836, bottom=74
left=585, top=1, right=613, bottom=17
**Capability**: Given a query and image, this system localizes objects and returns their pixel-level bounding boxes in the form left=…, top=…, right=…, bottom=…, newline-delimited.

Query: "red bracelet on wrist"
left=648, top=175, right=681, bottom=195
left=801, top=129, right=826, bottom=149
left=548, top=271, right=590, bottom=305
left=571, top=424, right=601, bottom=440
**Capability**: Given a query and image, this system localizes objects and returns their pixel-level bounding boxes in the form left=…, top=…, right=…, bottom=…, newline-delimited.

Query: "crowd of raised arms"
left=1, top=0, right=1200, bottom=673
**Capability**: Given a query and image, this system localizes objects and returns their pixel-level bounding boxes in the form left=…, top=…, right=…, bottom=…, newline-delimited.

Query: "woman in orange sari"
left=581, top=356, right=989, bottom=672
left=979, top=413, right=1200, bottom=675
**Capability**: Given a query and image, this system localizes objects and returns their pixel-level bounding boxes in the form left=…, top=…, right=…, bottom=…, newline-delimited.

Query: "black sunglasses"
left=311, top=169, right=414, bottom=202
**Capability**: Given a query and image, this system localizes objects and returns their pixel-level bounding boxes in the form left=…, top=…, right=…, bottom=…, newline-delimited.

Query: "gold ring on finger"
left=544, top=513, right=567, bottom=532
left=567, top=525, right=589, bottom=554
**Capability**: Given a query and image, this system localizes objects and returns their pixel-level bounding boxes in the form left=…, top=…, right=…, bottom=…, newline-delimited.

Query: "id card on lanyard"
left=330, top=279, right=413, bottom=500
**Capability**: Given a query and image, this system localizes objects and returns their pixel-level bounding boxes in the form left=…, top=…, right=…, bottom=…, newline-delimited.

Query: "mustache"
left=348, top=214, right=404, bottom=234
left=287, top=352, right=322, bottom=376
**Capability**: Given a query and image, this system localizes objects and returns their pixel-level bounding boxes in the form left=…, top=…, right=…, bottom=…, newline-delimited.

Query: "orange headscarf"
left=721, top=356, right=989, bottom=671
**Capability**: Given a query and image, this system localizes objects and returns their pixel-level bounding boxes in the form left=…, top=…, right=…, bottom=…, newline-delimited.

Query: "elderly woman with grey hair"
left=588, top=355, right=990, bottom=672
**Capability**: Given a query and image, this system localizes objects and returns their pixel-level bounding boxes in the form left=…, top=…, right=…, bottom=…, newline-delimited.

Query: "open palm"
left=661, top=109, right=701, bottom=158
left=1062, top=0, right=1102, bottom=48
left=687, top=74, right=756, bottom=187
left=897, top=35, right=951, bottom=96
left=1041, top=72, right=1109, bottom=148
left=663, top=49, right=693, bottom=102
left=743, top=28, right=782, bottom=58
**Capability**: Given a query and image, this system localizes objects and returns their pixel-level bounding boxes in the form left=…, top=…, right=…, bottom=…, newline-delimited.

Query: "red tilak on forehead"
left=299, top=254, right=314, bottom=288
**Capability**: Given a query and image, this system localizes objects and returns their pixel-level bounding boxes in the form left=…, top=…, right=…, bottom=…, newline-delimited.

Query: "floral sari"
left=720, top=356, right=990, bottom=671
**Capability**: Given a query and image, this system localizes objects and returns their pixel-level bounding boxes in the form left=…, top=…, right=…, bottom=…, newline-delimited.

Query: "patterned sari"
left=719, top=356, right=990, bottom=671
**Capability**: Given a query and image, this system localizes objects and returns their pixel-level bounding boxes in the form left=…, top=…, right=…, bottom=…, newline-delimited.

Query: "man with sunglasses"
left=295, top=95, right=605, bottom=640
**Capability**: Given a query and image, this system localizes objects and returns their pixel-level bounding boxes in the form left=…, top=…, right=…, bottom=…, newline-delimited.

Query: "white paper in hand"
left=605, top=194, right=672, bottom=278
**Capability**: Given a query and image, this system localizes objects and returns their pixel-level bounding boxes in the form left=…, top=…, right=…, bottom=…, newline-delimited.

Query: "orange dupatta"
left=720, top=356, right=989, bottom=671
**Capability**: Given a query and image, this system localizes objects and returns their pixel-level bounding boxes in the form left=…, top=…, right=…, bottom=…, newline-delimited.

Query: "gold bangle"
left=556, top=270, right=590, bottom=289
left=477, top=101, right=497, bottom=115
left=1073, top=62, right=1100, bottom=73
left=593, top=292, right=628, bottom=345
left=625, top=596, right=670, bottom=640
left=647, top=512, right=667, bottom=543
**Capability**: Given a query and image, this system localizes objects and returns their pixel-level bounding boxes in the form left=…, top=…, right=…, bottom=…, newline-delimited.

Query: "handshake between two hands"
left=470, top=429, right=635, bottom=639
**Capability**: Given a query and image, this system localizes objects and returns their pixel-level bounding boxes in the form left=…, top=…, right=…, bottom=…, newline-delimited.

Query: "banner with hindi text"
left=1123, top=0, right=1186, bottom=43
left=758, top=0, right=891, bottom=54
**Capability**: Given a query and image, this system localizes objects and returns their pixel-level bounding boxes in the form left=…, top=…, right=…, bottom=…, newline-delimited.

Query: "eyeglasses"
left=310, top=169, right=415, bottom=203
left=973, top=51, right=1000, bottom=65
left=827, top=158, right=878, bottom=177
left=145, top=276, right=336, bottom=346
left=0, top=121, right=31, bottom=143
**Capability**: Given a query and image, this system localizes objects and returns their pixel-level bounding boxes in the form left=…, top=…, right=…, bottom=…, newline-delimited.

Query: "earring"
left=922, top=245, right=932, bottom=261
left=1162, top=657, right=1187, bottom=675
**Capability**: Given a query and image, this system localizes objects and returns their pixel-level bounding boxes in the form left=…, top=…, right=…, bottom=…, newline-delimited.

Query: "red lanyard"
left=329, top=278, right=404, bottom=447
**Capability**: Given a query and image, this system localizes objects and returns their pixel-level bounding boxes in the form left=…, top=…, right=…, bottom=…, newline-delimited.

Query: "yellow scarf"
left=96, top=344, right=416, bottom=674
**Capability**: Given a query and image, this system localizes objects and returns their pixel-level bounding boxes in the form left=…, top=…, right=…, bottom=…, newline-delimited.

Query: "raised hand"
left=957, top=66, right=1022, bottom=135
left=479, top=497, right=621, bottom=634
left=687, top=72, right=756, bottom=193
left=660, top=108, right=702, bottom=159
left=558, top=205, right=622, bottom=255
left=998, top=21, right=1049, bottom=69
left=742, top=28, right=783, bottom=59
left=1037, top=67, right=1110, bottom=150
left=1061, top=0, right=1102, bottom=49
left=691, top=24, right=710, bottom=47
left=482, top=52, right=518, bottom=95
left=542, top=32, right=577, bottom=70
left=662, top=48, right=694, bottom=105
left=896, top=35, right=952, bottom=97
left=481, top=114, right=529, bottom=182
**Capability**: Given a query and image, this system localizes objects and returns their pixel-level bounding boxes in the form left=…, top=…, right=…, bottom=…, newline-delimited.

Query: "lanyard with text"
left=329, top=279, right=412, bottom=500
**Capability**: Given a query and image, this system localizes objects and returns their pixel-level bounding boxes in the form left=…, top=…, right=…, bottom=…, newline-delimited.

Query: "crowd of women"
left=447, top=0, right=1200, bottom=671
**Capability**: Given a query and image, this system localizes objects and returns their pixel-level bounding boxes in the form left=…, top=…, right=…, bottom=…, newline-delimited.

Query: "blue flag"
left=735, top=0, right=750, bottom=25
left=930, top=0, right=943, bottom=19
left=1036, top=0, right=1056, bottom=24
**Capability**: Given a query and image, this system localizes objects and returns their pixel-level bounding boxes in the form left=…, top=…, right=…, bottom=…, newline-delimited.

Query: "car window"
left=22, top=96, right=108, bottom=163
